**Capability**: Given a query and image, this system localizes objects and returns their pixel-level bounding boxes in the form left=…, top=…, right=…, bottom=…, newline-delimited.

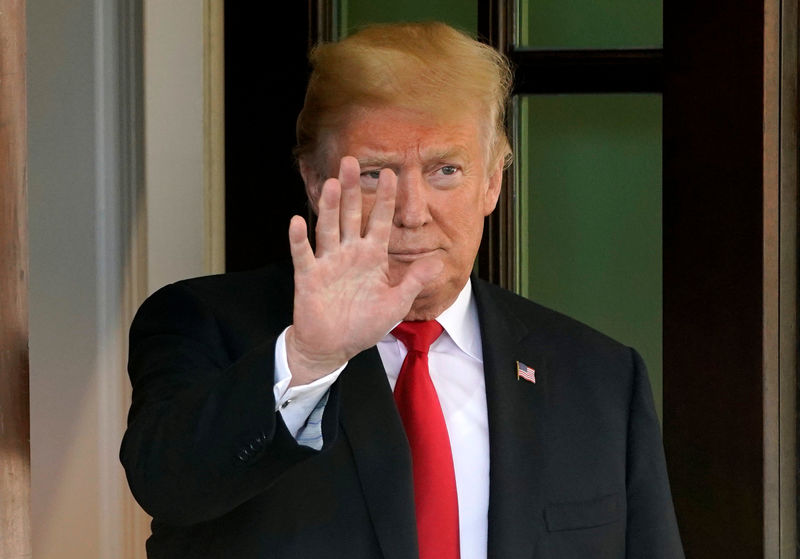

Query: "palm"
left=286, top=156, right=441, bottom=384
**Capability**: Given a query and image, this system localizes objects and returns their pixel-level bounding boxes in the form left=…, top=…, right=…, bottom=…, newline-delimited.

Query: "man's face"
left=307, top=106, right=503, bottom=320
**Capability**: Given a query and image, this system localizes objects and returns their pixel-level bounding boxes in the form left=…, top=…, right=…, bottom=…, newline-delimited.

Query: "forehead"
left=331, top=106, right=486, bottom=162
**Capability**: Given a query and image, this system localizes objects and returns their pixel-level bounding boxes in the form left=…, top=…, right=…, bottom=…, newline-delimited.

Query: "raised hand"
left=285, top=156, right=442, bottom=386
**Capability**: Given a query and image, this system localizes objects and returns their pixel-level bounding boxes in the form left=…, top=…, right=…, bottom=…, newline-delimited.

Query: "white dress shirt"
left=272, top=280, right=489, bottom=559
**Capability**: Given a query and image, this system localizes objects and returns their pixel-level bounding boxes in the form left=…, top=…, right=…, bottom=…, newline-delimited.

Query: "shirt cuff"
left=273, top=327, right=346, bottom=439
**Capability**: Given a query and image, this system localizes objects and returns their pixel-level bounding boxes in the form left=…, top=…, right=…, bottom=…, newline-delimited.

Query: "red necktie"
left=392, top=320, right=460, bottom=559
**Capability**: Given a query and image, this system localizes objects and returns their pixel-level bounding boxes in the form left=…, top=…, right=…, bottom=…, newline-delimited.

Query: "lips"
left=388, top=248, right=439, bottom=262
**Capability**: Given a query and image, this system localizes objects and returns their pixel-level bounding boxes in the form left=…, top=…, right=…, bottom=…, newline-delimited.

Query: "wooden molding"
left=477, top=0, right=516, bottom=289
left=776, top=0, right=798, bottom=555
left=310, top=0, right=338, bottom=44
left=763, top=1, right=798, bottom=556
left=0, top=0, right=31, bottom=557
left=118, top=1, right=150, bottom=557
left=762, top=0, right=781, bottom=555
left=204, top=0, right=226, bottom=275
left=509, top=49, right=663, bottom=94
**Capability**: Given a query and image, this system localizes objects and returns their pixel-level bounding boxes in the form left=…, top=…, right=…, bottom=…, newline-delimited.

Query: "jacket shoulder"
left=143, top=261, right=292, bottom=311
left=472, top=277, right=633, bottom=360
left=473, top=279, right=628, bottom=350
left=131, top=262, right=295, bottom=355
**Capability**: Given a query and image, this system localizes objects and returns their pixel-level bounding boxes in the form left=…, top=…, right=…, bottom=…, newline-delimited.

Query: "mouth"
left=388, top=249, right=440, bottom=262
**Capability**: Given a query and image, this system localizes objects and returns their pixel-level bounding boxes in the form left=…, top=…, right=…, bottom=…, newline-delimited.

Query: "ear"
left=299, top=158, right=322, bottom=215
left=482, top=159, right=504, bottom=216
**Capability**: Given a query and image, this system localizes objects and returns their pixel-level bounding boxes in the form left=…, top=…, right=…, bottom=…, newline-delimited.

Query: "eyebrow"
left=356, top=155, right=396, bottom=168
left=424, top=145, right=471, bottom=163
left=355, top=145, right=472, bottom=168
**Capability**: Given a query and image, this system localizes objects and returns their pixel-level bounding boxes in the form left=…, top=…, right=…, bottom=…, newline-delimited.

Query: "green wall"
left=519, top=0, right=662, bottom=48
left=518, top=94, right=663, bottom=418
left=341, top=0, right=477, bottom=36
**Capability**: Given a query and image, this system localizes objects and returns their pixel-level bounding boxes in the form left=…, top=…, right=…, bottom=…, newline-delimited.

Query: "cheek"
left=435, top=206, right=485, bottom=259
left=443, top=195, right=486, bottom=229
left=450, top=196, right=487, bottom=245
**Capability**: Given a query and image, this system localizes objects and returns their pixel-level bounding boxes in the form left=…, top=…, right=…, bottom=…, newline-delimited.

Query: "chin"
left=408, top=276, right=467, bottom=321
left=414, top=270, right=448, bottom=297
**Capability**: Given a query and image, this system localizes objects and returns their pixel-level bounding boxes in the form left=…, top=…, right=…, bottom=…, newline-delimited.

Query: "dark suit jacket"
left=120, top=263, right=684, bottom=558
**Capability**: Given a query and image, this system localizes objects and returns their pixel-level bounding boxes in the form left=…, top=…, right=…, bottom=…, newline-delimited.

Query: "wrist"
left=285, top=326, right=346, bottom=386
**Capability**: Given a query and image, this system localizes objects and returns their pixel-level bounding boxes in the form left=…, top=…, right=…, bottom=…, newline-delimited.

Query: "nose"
left=393, top=170, right=430, bottom=229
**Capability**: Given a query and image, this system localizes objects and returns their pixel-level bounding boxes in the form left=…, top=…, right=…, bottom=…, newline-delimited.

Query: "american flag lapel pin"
left=516, top=361, right=536, bottom=384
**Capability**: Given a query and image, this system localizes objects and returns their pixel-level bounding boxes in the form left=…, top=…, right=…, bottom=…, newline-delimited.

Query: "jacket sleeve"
left=119, top=281, right=339, bottom=526
left=625, top=348, right=685, bottom=558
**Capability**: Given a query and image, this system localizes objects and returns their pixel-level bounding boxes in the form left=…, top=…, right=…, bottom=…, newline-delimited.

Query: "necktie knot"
left=392, top=320, right=443, bottom=353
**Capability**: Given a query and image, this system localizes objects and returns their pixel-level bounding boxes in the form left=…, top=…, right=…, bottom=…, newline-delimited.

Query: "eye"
left=359, top=169, right=381, bottom=191
left=429, top=164, right=462, bottom=188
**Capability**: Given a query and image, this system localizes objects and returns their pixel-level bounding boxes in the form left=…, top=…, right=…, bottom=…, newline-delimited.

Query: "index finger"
left=339, top=156, right=363, bottom=242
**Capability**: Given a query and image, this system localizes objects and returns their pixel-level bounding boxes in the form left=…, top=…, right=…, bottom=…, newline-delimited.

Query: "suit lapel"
left=338, top=347, right=419, bottom=559
left=473, top=280, right=550, bottom=559
left=336, top=281, right=550, bottom=559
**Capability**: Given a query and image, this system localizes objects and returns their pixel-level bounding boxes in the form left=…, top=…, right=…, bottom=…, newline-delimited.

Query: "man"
left=121, top=22, right=684, bottom=559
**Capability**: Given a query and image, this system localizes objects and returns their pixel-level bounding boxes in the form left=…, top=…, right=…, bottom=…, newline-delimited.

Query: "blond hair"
left=295, top=21, right=513, bottom=174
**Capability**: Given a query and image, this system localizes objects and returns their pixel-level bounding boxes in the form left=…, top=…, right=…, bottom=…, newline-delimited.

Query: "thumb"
left=392, top=256, right=444, bottom=308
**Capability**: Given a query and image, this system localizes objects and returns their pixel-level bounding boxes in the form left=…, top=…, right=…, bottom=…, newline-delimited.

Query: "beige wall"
left=145, top=0, right=206, bottom=294
left=29, top=1, right=107, bottom=555
left=27, top=1, right=209, bottom=557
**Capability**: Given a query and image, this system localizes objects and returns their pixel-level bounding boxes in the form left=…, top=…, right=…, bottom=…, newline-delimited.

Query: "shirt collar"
left=435, top=278, right=483, bottom=362
left=382, top=279, right=483, bottom=362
